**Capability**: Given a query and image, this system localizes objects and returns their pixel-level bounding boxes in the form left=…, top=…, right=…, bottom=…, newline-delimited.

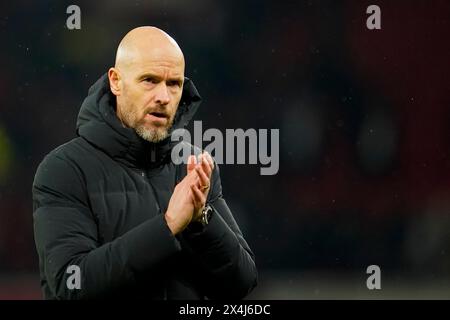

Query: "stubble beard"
left=135, top=121, right=172, bottom=143
left=121, top=108, right=175, bottom=143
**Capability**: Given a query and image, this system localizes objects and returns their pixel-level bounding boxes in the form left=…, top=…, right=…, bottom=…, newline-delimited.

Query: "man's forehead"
left=129, top=45, right=184, bottom=69
left=130, top=59, right=184, bottom=78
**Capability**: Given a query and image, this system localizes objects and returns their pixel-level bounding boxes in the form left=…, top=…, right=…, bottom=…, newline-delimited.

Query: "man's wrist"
left=164, top=211, right=184, bottom=235
left=187, top=204, right=213, bottom=232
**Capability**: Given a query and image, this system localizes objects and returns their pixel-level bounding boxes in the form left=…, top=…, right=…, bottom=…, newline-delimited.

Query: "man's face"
left=113, top=47, right=185, bottom=143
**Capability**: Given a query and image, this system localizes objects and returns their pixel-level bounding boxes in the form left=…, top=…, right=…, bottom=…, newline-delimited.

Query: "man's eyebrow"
left=137, top=73, right=183, bottom=83
left=137, top=73, right=161, bottom=81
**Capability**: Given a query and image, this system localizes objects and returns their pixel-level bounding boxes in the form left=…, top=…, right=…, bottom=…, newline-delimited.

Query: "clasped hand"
left=164, top=152, right=214, bottom=235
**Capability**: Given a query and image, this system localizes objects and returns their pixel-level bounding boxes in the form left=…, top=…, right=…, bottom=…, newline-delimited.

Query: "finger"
left=189, top=183, right=200, bottom=206
left=190, top=184, right=203, bottom=208
left=179, top=171, right=193, bottom=189
left=201, top=157, right=212, bottom=178
left=180, top=169, right=199, bottom=194
left=195, top=165, right=210, bottom=190
left=197, top=153, right=204, bottom=166
left=191, top=184, right=206, bottom=205
left=196, top=154, right=209, bottom=176
left=199, top=153, right=212, bottom=177
left=203, top=152, right=215, bottom=171
left=187, top=155, right=197, bottom=174
left=188, top=174, right=199, bottom=189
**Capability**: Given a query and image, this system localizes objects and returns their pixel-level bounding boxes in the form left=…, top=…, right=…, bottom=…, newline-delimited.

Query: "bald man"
left=32, top=27, right=257, bottom=299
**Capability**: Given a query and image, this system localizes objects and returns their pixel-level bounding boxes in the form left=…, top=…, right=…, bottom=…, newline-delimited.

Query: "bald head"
left=108, top=26, right=186, bottom=143
left=115, top=26, right=184, bottom=73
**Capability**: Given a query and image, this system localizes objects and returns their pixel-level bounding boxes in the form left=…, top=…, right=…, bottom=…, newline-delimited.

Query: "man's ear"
left=108, top=67, right=121, bottom=96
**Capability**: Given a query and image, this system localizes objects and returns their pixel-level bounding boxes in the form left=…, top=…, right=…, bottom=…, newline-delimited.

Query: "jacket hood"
left=76, top=73, right=201, bottom=169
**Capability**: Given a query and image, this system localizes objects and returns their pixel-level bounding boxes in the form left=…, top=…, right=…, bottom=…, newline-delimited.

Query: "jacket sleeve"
left=32, top=153, right=182, bottom=299
left=182, top=163, right=258, bottom=299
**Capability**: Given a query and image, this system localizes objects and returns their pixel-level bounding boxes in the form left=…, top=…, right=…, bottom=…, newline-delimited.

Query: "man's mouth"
left=148, top=111, right=168, bottom=118
left=144, top=111, right=169, bottom=123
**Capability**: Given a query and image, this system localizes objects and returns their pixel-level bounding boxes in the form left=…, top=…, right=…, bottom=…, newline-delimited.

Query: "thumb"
left=187, top=155, right=197, bottom=174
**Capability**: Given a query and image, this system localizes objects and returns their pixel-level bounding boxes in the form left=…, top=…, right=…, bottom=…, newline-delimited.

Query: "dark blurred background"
left=1, top=0, right=450, bottom=299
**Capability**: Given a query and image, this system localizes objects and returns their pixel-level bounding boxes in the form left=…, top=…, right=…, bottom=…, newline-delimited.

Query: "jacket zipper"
left=142, top=171, right=162, bottom=215
left=141, top=170, right=168, bottom=300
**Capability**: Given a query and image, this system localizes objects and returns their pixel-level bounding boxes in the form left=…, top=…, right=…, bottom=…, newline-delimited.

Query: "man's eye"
left=144, top=78, right=158, bottom=84
left=167, top=81, right=181, bottom=87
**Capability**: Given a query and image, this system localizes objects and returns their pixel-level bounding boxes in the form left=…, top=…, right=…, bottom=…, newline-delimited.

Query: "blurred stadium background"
left=1, top=0, right=450, bottom=299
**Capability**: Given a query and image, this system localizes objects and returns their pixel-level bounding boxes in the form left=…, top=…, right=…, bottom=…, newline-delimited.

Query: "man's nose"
left=154, top=83, right=170, bottom=105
